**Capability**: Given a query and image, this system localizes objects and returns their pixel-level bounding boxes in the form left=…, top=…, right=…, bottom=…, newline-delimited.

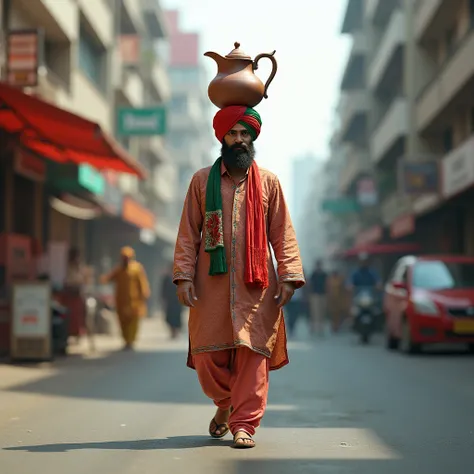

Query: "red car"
left=383, top=255, right=474, bottom=354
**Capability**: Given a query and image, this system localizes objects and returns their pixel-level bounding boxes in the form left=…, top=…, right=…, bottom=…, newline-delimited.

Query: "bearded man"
left=173, top=106, right=305, bottom=449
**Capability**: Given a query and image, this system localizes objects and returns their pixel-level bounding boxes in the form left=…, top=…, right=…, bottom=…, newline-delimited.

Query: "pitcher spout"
left=204, top=51, right=226, bottom=69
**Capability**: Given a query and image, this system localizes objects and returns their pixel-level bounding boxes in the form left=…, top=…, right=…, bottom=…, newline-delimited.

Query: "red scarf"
left=209, top=106, right=268, bottom=289
left=245, top=162, right=269, bottom=289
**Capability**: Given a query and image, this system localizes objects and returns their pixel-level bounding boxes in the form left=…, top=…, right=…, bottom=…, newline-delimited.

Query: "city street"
left=0, top=318, right=473, bottom=474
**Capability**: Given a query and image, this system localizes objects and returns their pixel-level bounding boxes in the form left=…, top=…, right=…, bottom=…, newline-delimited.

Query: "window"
left=470, top=0, right=474, bottom=27
left=413, top=261, right=474, bottom=290
left=79, top=24, right=105, bottom=91
left=443, top=128, right=453, bottom=152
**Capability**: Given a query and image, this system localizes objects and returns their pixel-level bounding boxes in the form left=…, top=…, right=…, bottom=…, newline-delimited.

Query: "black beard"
left=221, top=141, right=255, bottom=169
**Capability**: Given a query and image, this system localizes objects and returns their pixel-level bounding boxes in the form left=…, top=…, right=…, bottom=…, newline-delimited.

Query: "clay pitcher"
left=204, top=42, right=278, bottom=109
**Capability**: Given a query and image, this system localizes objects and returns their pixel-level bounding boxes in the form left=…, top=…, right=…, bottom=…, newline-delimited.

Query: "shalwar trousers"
left=193, top=346, right=270, bottom=436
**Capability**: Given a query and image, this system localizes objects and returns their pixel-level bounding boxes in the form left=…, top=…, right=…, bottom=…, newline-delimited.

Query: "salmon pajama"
left=193, top=347, right=270, bottom=436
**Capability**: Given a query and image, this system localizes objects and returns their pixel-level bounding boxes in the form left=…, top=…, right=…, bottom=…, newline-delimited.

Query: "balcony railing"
left=416, top=25, right=474, bottom=132
left=414, top=0, right=443, bottom=42
left=371, top=97, right=408, bottom=164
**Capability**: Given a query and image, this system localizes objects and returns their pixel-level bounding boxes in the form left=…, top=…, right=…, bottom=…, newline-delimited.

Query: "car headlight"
left=412, top=297, right=439, bottom=316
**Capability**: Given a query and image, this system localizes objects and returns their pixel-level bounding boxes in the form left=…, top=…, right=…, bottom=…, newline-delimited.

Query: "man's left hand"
left=275, top=282, right=295, bottom=308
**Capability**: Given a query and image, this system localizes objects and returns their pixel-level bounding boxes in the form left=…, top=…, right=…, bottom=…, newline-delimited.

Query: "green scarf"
left=204, top=157, right=227, bottom=275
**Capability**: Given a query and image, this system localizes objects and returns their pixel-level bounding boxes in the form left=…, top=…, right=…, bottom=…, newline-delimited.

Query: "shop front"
left=0, top=138, right=47, bottom=354
left=0, top=82, right=145, bottom=355
left=43, top=163, right=107, bottom=337
left=412, top=134, right=474, bottom=257
left=439, top=135, right=474, bottom=256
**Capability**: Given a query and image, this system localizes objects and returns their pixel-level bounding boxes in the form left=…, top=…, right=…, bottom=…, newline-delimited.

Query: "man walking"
left=309, top=259, right=328, bottom=336
left=101, top=247, right=150, bottom=350
left=173, top=106, right=305, bottom=449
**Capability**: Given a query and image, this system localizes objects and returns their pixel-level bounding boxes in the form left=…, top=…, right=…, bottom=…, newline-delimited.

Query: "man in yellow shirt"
left=101, top=247, right=150, bottom=350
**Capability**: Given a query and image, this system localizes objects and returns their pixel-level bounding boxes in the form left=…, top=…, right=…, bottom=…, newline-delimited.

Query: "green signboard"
left=321, top=198, right=360, bottom=214
left=117, top=107, right=166, bottom=136
left=78, top=165, right=105, bottom=195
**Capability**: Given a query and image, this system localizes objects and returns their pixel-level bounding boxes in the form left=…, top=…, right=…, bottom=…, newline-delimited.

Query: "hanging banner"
left=14, top=149, right=46, bottom=182
left=357, top=177, right=378, bottom=206
left=398, top=159, right=440, bottom=195
left=442, top=137, right=474, bottom=198
left=119, top=35, right=141, bottom=65
left=7, top=29, right=44, bottom=88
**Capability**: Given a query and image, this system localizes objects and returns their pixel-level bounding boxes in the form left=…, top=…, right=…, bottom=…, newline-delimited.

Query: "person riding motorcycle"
left=347, top=253, right=382, bottom=335
left=347, top=253, right=382, bottom=291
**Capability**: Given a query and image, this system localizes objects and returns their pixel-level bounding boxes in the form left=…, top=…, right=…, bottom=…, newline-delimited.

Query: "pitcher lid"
left=225, top=42, right=252, bottom=60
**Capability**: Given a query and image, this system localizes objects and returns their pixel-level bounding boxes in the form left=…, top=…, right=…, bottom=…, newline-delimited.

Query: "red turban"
left=213, top=106, right=262, bottom=142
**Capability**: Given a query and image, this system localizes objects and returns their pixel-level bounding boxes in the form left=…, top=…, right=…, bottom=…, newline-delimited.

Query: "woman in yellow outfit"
left=101, top=247, right=150, bottom=350
left=326, top=269, right=349, bottom=333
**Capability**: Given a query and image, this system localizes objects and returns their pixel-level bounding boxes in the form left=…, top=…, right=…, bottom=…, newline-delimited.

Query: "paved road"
left=0, top=319, right=473, bottom=473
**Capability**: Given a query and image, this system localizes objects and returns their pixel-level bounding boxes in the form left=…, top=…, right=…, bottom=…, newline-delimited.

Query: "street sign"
left=117, top=107, right=166, bottom=136
left=78, top=164, right=105, bottom=195
left=321, top=198, right=360, bottom=214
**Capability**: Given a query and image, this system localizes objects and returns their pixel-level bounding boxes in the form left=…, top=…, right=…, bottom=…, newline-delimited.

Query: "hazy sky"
left=161, top=0, right=350, bottom=196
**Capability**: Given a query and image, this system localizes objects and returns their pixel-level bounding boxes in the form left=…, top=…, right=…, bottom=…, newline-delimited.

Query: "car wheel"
left=400, top=318, right=421, bottom=355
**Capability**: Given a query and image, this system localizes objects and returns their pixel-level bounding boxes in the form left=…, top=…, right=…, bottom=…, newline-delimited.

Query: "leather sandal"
left=209, top=417, right=230, bottom=439
left=209, top=406, right=233, bottom=439
left=232, top=431, right=256, bottom=449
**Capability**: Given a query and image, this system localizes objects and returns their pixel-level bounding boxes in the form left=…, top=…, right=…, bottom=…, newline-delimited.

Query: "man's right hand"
left=176, top=280, right=198, bottom=307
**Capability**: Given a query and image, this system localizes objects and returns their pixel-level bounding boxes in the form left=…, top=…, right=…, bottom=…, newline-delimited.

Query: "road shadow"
left=3, top=435, right=232, bottom=453
left=3, top=348, right=209, bottom=405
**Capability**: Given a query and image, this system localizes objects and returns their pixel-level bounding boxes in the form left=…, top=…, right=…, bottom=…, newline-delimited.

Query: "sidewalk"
left=0, top=315, right=179, bottom=394
left=0, top=315, right=187, bottom=430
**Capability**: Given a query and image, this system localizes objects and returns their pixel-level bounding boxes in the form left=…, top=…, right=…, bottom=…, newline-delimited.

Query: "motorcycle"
left=352, top=287, right=378, bottom=344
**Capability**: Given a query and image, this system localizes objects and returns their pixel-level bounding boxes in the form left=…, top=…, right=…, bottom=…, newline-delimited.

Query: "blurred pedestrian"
left=101, top=247, right=150, bottom=351
left=309, top=259, right=328, bottom=336
left=173, top=106, right=305, bottom=448
left=161, top=263, right=182, bottom=339
left=65, top=247, right=87, bottom=290
left=326, top=269, right=348, bottom=333
left=64, top=247, right=87, bottom=343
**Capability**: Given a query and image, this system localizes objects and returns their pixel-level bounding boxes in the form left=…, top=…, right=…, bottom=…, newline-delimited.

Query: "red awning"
left=0, top=82, right=146, bottom=178
left=342, top=242, right=421, bottom=258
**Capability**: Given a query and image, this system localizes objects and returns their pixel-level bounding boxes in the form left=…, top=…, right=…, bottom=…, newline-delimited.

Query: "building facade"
left=326, top=0, right=474, bottom=277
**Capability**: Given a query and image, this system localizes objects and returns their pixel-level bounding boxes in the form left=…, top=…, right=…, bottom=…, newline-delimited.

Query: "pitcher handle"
left=253, top=50, right=277, bottom=99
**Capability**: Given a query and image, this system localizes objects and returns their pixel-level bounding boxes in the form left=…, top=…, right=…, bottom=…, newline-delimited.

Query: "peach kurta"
left=173, top=163, right=305, bottom=370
